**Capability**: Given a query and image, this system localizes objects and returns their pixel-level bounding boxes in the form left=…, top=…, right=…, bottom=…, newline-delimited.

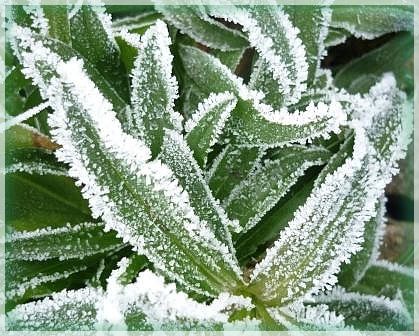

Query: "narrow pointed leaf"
left=207, top=144, right=263, bottom=201
left=248, top=74, right=412, bottom=306
left=311, top=287, right=413, bottom=330
left=224, top=146, right=331, bottom=234
left=160, top=130, right=240, bottom=252
left=352, top=260, right=414, bottom=317
left=126, top=20, right=182, bottom=156
left=155, top=3, right=248, bottom=51
left=209, top=4, right=308, bottom=106
left=7, top=287, right=101, bottom=331
left=6, top=222, right=122, bottom=261
left=69, top=4, right=130, bottom=102
left=330, top=5, right=413, bottom=40
left=98, top=264, right=252, bottom=330
left=185, top=92, right=237, bottom=167
left=284, top=5, right=332, bottom=86
left=338, top=197, right=387, bottom=287
left=334, top=32, right=414, bottom=95
left=13, top=29, right=243, bottom=297
left=180, top=45, right=346, bottom=148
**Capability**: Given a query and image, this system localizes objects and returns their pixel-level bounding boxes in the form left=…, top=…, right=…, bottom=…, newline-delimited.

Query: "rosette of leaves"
left=3, top=1, right=414, bottom=331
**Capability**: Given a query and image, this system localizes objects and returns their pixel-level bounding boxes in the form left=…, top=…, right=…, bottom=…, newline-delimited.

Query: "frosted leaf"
left=224, top=146, right=331, bottom=234
left=69, top=2, right=130, bottom=102
left=185, top=92, right=237, bottom=167
left=155, top=2, right=248, bottom=51
left=112, top=12, right=160, bottom=33
left=207, top=144, right=263, bottom=202
left=159, top=130, right=241, bottom=263
left=180, top=45, right=346, bottom=148
left=208, top=3, right=308, bottom=106
left=356, top=260, right=414, bottom=318
left=6, top=259, right=89, bottom=300
left=12, top=28, right=243, bottom=297
left=330, top=6, right=413, bottom=40
left=248, top=74, right=412, bottom=306
left=4, top=147, right=68, bottom=176
left=7, top=287, right=101, bottom=330
left=127, top=20, right=182, bottom=156
left=248, top=124, right=384, bottom=305
left=269, top=301, right=346, bottom=331
left=97, top=265, right=253, bottom=330
left=6, top=222, right=122, bottom=261
left=338, top=196, right=387, bottom=287
left=284, top=5, right=332, bottom=86
left=0, top=101, right=49, bottom=133
left=311, top=287, right=413, bottom=330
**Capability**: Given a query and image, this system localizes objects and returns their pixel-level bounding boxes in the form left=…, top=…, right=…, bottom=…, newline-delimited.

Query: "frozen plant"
left=3, top=1, right=414, bottom=331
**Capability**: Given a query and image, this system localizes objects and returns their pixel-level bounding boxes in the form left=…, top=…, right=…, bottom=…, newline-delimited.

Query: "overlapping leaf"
left=12, top=24, right=243, bottom=298
left=248, top=74, right=412, bottom=306
left=179, top=45, right=346, bottom=148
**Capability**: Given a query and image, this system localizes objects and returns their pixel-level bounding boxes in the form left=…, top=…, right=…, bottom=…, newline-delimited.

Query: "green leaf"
left=212, top=48, right=246, bottom=72
left=160, top=130, right=240, bottom=251
left=284, top=5, right=331, bottom=86
left=155, top=4, right=248, bottom=51
left=235, top=173, right=317, bottom=265
left=324, top=27, right=350, bottom=47
left=334, top=32, right=414, bottom=95
left=5, top=257, right=97, bottom=305
left=311, top=287, right=412, bottom=330
left=185, top=92, right=237, bottom=167
left=42, top=5, right=71, bottom=44
left=69, top=5, right=130, bottom=102
left=12, top=29, right=243, bottom=298
left=247, top=74, right=412, bottom=306
left=208, top=5, right=308, bottom=106
left=5, top=147, right=67, bottom=176
left=179, top=45, right=346, bottom=148
left=338, top=197, right=386, bottom=288
left=207, top=145, right=262, bottom=201
left=352, top=260, right=414, bottom=317
left=6, top=173, right=92, bottom=232
left=6, top=222, right=122, bottom=261
left=330, top=5, right=413, bottom=40
left=7, top=287, right=101, bottom=330
left=224, top=145, right=330, bottom=234
left=123, top=21, right=182, bottom=157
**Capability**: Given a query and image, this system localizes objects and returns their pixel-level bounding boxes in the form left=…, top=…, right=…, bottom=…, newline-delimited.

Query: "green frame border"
left=0, top=1, right=417, bottom=334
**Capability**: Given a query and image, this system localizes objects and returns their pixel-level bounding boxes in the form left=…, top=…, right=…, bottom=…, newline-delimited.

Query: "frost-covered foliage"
left=3, top=1, right=414, bottom=332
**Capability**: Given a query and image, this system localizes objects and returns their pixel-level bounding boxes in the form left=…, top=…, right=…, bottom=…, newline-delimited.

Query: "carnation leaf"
left=311, top=287, right=413, bottom=331
left=284, top=5, right=332, bottom=86
left=207, top=145, right=263, bottom=201
left=225, top=145, right=331, bottom=234
left=353, top=261, right=414, bottom=317
left=338, top=197, right=386, bottom=288
left=334, top=32, right=414, bottom=95
left=155, top=3, right=248, bottom=51
left=6, top=222, right=122, bottom=262
left=248, top=74, right=412, bottom=306
left=185, top=92, right=237, bottom=167
left=124, top=20, right=182, bottom=156
left=209, top=4, right=308, bottom=106
left=69, top=4, right=130, bottom=102
left=42, top=5, right=72, bottom=43
left=7, top=287, right=101, bottom=330
left=179, top=45, right=345, bottom=148
left=13, top=28, right=244, bottom=297
left=160, top=130, right=240, bottom=252
left=330, top=5, right=413, bottom=40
